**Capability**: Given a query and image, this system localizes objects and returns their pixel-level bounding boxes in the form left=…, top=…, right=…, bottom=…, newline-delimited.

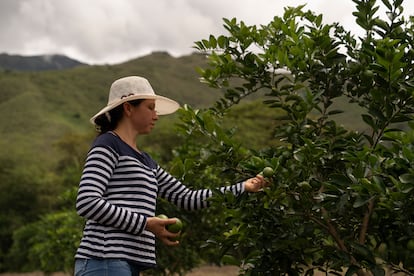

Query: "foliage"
left=0, top=52, right=218, bottom=272
left=0, top=57, right=282, bottom=273
left=169, top=0, right=414, bottom=275
left=0, top=158, right=58, bottom=271
left=3, top=1, right=414, bottom=274
left=6, top=209, right=84, bottom=273
left=145, top=105, right=255, bottom=275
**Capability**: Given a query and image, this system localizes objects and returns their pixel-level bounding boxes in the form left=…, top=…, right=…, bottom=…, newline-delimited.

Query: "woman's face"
left=128, top=99, right=158, bottom=134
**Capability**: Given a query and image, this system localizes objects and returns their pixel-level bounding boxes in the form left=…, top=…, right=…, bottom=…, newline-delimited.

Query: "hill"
left=0, top=52, right=224, bottom=170
left=0, top=51, right=367, bottom=174
left=0, top=53, right=87, bottom=71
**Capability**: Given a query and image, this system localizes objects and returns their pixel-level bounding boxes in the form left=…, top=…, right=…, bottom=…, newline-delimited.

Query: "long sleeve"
left=76, top=146, right=148, bottom=235
left=76, top=133, right=163, bottom=267
left=156, top=166, right=245, bottom=210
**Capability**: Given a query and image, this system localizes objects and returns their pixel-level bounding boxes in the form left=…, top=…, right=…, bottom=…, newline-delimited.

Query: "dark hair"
left=94, top=99, right=144, bottom=135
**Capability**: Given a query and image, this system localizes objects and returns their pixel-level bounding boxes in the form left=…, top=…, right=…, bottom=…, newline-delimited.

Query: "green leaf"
left=330, top=174, right=352, bottom=186
left=217, top=35, right=228, bottom=48
left=362, top=114, right=375, bottom=129
left=352, top=243, right=376, bottom=264
left=327, top=109, right=344, bottom=115
left=201, top=39, right=210, bottom=48
left=372, top=176, right=386, bottom=194
left=353, top=196, right=370, bottom=208
left=293, top=150, right=305, bottom=162
left=382, top=0, right=392, bottom=10
left=221, top=254, right=240, bottom=266
left=315, top=14, right=323, bottom=27
left=399, top=173, right=414, bottom=184
left=209, top=35, right=217, bottom=49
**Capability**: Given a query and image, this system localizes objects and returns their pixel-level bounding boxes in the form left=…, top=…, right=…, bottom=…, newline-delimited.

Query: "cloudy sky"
left=1, top=0, right=413, bottom=65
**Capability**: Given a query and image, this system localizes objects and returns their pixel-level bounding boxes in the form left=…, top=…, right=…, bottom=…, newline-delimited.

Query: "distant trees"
left=1, top=133, right=89, bottom=273
left=0, top=158, right=40, bottom=271
left=7, top=209, right=84, bottom=273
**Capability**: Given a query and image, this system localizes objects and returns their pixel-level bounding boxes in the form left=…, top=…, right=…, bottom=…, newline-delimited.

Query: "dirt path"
left=0, top=265, right=406, bottom=276
left=185, top=265, right=239, bottom=276
left=0, top=266, right=239, bottom=276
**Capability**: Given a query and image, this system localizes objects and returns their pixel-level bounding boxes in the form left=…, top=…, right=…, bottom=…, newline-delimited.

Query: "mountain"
left=0, top=53, right=87, bottom=71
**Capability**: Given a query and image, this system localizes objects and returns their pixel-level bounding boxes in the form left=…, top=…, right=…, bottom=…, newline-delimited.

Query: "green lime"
left=377, top=242, right=387, bottom=255
left=166, top=217, right=183, bottom=233
left=407, top=239, right=414, bottom=251
left=298, top=181, right=312, bottom=191
left=262, top=167, right=274, bottom=178
left=364, top=69, right=374, bottom=78
left=157, top=214, right=168, bottom=219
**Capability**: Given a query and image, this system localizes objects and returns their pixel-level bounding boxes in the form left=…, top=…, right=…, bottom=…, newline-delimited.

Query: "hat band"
left=121, top=93, right=134, bottom=99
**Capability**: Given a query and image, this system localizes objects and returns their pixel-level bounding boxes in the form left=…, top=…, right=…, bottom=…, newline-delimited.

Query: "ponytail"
left=94, top=99, right=145, bottom=135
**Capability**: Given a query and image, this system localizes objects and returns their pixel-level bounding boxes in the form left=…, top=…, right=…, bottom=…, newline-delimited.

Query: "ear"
left=122, top=102, right=134, bottom=116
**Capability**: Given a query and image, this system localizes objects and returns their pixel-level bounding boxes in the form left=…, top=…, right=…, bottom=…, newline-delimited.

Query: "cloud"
left=0, top=0, right=412, bottom=65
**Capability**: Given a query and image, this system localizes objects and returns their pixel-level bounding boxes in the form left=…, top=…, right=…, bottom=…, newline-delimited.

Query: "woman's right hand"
left=145, top=217, right=180, bottom=246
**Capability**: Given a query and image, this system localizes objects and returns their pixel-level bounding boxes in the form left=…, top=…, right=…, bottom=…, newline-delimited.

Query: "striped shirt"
left=75, top=132, right=245, bottom=268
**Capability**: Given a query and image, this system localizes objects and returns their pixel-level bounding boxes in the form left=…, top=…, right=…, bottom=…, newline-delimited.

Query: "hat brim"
left=90, top=94, right=180, bottom=124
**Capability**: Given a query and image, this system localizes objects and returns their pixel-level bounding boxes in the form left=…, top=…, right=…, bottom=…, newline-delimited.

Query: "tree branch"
left=359, top=197, right=375, bottom=244
left=320, top=207, right=348, bottom=252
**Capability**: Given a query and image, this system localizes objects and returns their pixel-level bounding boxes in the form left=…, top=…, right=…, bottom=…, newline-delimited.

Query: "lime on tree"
left=407, top=239, right=414, bottom=251
left=262, top=167, right=274, bottom=178
left=376, top=242, right=387, bottom=255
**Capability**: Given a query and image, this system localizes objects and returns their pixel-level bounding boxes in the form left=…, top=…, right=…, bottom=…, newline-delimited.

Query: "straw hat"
left=90, top=76, right=180, bottom=124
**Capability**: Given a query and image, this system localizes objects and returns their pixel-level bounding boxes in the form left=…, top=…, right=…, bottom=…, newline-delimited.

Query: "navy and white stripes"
left=75, top=132, right=245, bottom=268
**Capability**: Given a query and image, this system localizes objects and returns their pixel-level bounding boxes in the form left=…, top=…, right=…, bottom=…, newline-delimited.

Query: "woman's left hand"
left=244, top=174, right=269, bottom=192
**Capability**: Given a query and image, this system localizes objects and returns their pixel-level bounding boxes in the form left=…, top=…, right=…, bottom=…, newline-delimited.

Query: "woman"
left=74, top=76, right=267, bottom=276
